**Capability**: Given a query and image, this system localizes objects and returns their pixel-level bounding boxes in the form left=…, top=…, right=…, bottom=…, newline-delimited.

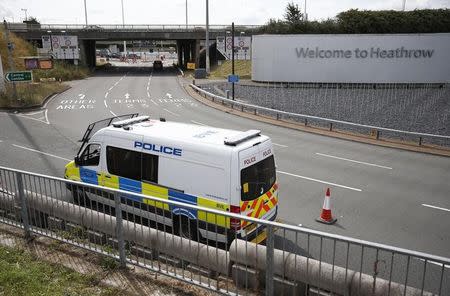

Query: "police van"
left=64, top=114, right=278, bottom=244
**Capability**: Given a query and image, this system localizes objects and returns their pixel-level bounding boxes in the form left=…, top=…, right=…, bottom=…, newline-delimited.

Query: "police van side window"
left=80, top=144, right=100, bottom=166
left=107, top=146, right=141, bottom=180
left=142, top=153, right=158, bottom=183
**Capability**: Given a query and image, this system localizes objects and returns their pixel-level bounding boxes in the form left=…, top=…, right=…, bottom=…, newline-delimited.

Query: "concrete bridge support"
left=79, top=40, right=96, bottom=68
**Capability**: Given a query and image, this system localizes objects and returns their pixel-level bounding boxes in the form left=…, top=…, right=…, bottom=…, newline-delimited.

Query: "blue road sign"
left=228, top=74, right=239, bottom=83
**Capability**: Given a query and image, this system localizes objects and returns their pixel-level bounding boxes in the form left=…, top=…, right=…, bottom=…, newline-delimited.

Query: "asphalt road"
left=0, top=66, right=449, bottom=263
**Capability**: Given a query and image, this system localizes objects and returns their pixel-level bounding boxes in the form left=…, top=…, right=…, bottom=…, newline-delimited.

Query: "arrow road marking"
left=166, top=93, right=173, bottom=99
left=78, top=94, right=85, bottom=99
left=124, top=93, right=130, bottom=99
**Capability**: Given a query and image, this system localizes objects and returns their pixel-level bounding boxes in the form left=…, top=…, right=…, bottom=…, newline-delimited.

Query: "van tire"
left=175, top=216, right=198, bottom=241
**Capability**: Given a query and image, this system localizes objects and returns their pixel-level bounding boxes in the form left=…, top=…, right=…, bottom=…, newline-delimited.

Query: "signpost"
left=5, top=71, right=33, bottom=83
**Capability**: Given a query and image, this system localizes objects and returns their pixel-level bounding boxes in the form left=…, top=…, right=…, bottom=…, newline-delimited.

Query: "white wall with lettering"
left=252, top=34, right=450, bottom=83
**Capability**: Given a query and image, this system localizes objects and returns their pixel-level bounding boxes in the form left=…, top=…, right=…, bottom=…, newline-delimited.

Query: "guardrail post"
left=226, top=90, right=230, bottom=100
left=305, top=118, right=308, bottom=126
left=419, top=136, right=422, bottom=146
left=376, top=130, right=380, bottom=140
left=114, top=192, right=127, bottom=268
left=16, top=172, right=30, bottom=240
left=329, top=122, right=333, bottom=131
left=265, top=225, right=274, bottom=296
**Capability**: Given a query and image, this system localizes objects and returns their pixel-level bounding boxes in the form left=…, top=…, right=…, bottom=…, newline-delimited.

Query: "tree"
left=284, top=2, right=303, bottom=24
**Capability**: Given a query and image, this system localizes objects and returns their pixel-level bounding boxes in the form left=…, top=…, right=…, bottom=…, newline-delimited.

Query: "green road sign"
left=5, top=71, right=33, bottom=82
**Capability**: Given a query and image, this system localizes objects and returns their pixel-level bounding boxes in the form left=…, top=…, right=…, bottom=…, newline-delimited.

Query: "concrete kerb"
left=184, top=82, right=450, bottom=157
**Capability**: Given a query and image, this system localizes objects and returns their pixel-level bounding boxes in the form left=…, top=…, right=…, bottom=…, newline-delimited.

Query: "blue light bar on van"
left=112, top=116, right=150, bottom=128
left=224, top=130, right=261, bottom=146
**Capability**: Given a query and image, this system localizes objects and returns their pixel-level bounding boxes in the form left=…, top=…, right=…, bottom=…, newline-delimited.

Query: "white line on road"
left=147, top=92, right=150, bottom=98
left=14, top=114, right=49, bottom=125
left=110, top=110, right=117, bottom=117
left=150, top=99, right=158, bottom=106
left=163, top=108, right=180, bottom=117
left=0, top=140, right=3, bottom=143
left=191, top=120, right=206, bottom=126
left=422, top=204, right=450, bottom=212
left=315, top=153, right=393, bottom=170
left=146, top=86, right=149, bottom=91
left=273, top=143, right=288, bottom=148
left=277, top=170, right=362, bottom=192
left=12, top=144, right=71, bottom=161
left=103, top=100, right=108, bottom=108
left=23, top=110, right=44, bottom=116
left=105, top=92, right=109, bottom=98
left=44, top=109, right=50, bottom=125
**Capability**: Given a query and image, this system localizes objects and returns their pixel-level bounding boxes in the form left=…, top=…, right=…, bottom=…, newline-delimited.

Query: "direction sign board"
left=5, top=71, right=33, bottom=82
left=228, top=74, right=240, bottom=83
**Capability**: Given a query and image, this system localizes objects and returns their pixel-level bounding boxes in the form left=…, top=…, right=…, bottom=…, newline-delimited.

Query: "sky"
left=0, top=0, right=449, bottom=25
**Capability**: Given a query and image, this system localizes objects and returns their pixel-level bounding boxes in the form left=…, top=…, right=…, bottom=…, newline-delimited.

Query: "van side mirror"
left=74, top=156, right=81, bottom=166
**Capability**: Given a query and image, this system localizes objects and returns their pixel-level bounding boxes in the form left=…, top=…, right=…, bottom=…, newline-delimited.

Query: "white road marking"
left=166, top=93, right=173, bottom=99
left=277, top=170, right=362, bottom=192
left=110, top=110, right=117, bottom=117
left=12, top=144, right=71, bottom=161
left=125, top=93, right=130, bottom=99
left=315, top=153, right=393, bottom=170
left=273, top=143, right=288, bottom=148
left=78, top=94, right=85, bottom=100
left=147, top=92, right=150, bottom=98
left=108, top=86, right=113, bottom=91
left=44, top=109, right=50, bottom=124
left=103, top=100, right=108, bottom=108
left=146, top=86, right=149, bottom=91
left=150, top=99, right=158, bottom=106
left=422, top=204, right=450, bottom=212
left=22, top=110, right=43, bottom=116
left=14, top=114, right=49, bottom=125
left=38, top=116, right=45, bottom=120
left=191, top=120, right=206, bottom=126
left=105, top=92, right=109, bottom=98
left=163, top=108, right=180, bottom=117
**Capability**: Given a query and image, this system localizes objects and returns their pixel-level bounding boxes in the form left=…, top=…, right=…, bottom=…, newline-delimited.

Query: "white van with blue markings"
left=65, top=114, right=279, bottom=244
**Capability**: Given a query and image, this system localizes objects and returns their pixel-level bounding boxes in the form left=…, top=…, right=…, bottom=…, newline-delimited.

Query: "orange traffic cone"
left=316, top=188, right=337, bottom=224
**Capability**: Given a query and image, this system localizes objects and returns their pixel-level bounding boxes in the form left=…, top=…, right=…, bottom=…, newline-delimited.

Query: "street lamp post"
left=121, top=0, right=127, bottom=54
left=83, top=0, right=88, bottom=25
left=402, top=0, right=406, bottom=11
left=231, top=22, right=235, bottom=100
left=205, top=0, right=210, bottom=74
left=185, top=0, right=188, bottom=29
left=21, top=8, right=28, bottom=22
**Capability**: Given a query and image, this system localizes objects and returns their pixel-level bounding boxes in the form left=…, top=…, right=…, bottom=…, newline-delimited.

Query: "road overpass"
left=6, top=22, right=259, bottom=68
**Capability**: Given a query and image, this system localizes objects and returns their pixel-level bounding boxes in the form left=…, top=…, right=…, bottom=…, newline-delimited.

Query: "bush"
left=33, top=61, right=89, bottom=82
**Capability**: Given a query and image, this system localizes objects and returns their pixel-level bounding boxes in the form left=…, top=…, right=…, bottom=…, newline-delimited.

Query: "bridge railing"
left=6, top=22, right=261, bottom=32
left=0, top=165, right=449, bottom=295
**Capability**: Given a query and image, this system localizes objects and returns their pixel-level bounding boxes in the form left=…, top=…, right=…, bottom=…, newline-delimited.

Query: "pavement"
left=0, top=66, right=449, bottom=261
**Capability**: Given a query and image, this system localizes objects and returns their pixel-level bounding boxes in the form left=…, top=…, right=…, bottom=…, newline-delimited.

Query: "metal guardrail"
left=0, top=165, right=449, bottom=295
left=6, top=22, right=261, bottom=32
left=190, top=84, right=450, bottom=148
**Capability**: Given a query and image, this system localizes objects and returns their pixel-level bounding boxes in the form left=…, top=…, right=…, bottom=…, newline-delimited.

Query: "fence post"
left=418, top=137, right=422, bottom=146
left=265, top=225, right=274, bottom=296
left=329, top=122, right=333, bottom=131
left=114, top=192, right=127, bottom=268
left=16, top=172, right=31, bottom=240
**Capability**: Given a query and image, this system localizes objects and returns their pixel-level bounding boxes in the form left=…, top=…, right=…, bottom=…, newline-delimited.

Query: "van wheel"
left=176, top=216, right=198, bottom=241
left=70, top=185, right=90, bottom=207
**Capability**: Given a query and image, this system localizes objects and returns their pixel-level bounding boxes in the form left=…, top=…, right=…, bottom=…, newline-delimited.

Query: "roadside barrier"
left=190, top=84, right=450, bottom=151
left=0, top=166, right=449, bottom=295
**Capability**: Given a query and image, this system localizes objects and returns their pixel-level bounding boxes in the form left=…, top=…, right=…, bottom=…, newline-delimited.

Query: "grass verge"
left=0, top=244, right=124, bottom=296
left=0, top=82, right=68, bottom=108
left=209, top=60, right=251, bottom=79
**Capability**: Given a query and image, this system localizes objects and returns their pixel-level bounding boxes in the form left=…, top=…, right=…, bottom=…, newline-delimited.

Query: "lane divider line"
left=108, top=86, right=113, bottom=91
left=277, top=170, right=362, bottom=192
left=422, top=203, right=450, bottom=212
left=147, top=92, right=150, bottom=98
left=105, top=92, right=109, bottom=98
left=273, top=143, right=288, bottom=148
left=163, top=108, right=180, bottom=117
left=12, top=144, right=71, bottom=161
left=150, top=99, right=158, bottom=106
left=315, top=153, right=393, bottom=170
left=104, top=100, right=108, bottom=108
left=191, top=120, right=206, bottom=126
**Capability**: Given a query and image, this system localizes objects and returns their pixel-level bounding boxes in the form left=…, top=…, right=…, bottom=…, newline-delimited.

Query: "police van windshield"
left=240, top=155, right=276, bottom=201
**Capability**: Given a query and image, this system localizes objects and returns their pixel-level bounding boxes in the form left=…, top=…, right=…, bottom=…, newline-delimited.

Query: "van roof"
left=95, top=118, right=268, bottom=149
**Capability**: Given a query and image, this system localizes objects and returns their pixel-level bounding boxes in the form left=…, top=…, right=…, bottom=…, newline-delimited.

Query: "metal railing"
left=190, top=84, right=450, bottom=149
left=0, top=165, right=449, bottom=295
left=6, top=22, right=261, bottom=32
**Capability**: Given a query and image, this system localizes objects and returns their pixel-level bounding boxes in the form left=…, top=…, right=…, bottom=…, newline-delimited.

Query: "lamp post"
left=185, top=0, right=188, bottom=29
left=121, top=0, right=127, bottom=54
left=21, top=8, right=28, bottom=22
left=231, top=22, right=235, bottom=100
left=83, top=0, right=88, bottom=25
left=205, top=0, right=210, bottom=74
left=402, top=0, right=406, bottom=11
left=304, top=0, right=308, bottom=21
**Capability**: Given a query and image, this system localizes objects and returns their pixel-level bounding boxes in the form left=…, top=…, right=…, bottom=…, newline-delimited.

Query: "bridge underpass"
left=7, top=23, right=256, bottom=68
